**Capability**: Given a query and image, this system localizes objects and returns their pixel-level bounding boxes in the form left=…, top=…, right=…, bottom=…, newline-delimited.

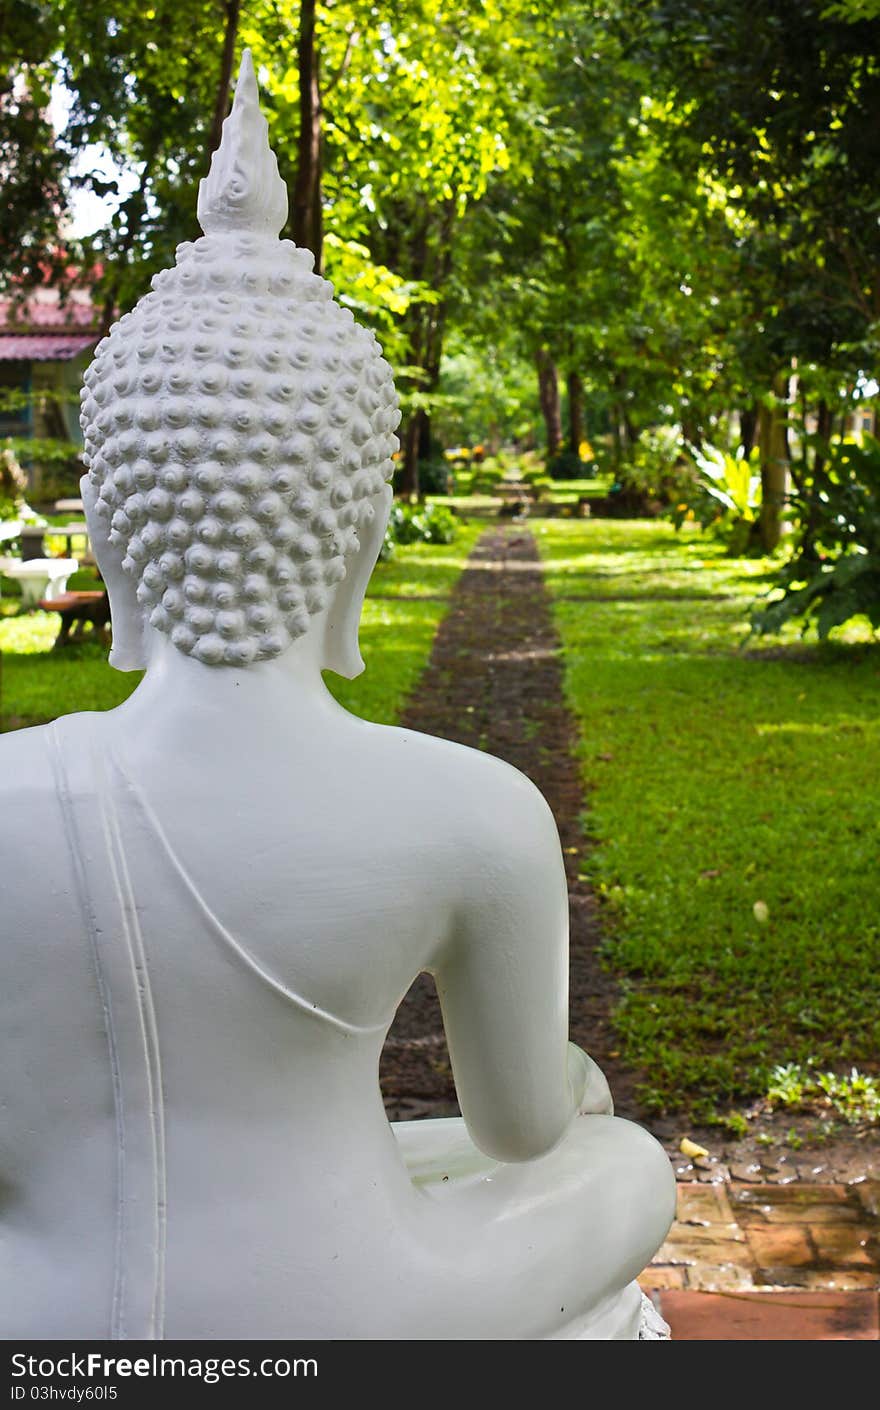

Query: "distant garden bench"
left=37, top=590, right=110, bottom=647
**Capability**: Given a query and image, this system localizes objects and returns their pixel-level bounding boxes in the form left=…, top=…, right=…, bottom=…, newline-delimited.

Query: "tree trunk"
left=609, top=405, right=622, bottom=472
left=206, top=0, right=242, bottom=158
left=414, top=199, right=456, bottom=482
left=740, top=403, right=758, bottom=457
left=535, top=348, right=562, bottom=457
left=368, top=190, right=462, bottom=498
left=566, top=370, right=583, bottom=455
left=292, top=0, right=323, bottom=267
left=797, top=398, right=833, bottom=560
left=757, top=373, right=790, bottom=552
left=814, top=399, right=832, bottom=477
left=394, top=215, right=430, bottom=499
left=399, top=415, right=422, bottom=497
left=681, top=417, right=699, bottom=446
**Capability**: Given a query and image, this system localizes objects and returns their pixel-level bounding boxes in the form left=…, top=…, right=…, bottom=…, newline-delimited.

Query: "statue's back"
left=1, top=708, right=571, bottom=1339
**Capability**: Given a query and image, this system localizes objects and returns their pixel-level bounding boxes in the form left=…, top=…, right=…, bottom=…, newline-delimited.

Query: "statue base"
left=545, top=1282, right=670, bottom=1340
left=638, top=1290, right=671, bottom=1340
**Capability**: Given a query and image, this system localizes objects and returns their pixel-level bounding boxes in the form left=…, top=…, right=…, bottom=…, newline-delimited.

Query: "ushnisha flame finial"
left=197, top=49, right=288, bottom=238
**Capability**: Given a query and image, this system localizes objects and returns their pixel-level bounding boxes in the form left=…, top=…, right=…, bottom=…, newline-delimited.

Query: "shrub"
left=767, top=1062, right=880, bottom=1125
left=547, top=449, right=589, bottom=481
left=671, top=443, right=762, bottom=554
left=616, top=424, right=690, bottom=508
left=0, top=445, right=27, bottom=520
left=752, top=436, right=880, bottom=638
left=0, top=446, right=48, bottom=546
left=380, top=501, right=458, bottom=560
left=419, top=459, right=453, bottom=496
left=392, top=458, right=453, bottom=496
left=471, top=465, right=505, bottom=493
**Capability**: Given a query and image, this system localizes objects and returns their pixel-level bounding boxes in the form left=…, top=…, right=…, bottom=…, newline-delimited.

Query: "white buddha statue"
left=0, top=53, right=674, bottom=1341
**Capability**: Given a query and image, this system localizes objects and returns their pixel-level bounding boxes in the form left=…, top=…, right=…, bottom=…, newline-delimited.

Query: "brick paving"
left=642, top=1180, right=880, bottom=1293
left=640, top=1180, right=880, bottom=1339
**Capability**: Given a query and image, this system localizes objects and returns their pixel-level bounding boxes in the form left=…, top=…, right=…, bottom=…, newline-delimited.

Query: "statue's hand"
left=567, top=1042, right=614, bottom=1117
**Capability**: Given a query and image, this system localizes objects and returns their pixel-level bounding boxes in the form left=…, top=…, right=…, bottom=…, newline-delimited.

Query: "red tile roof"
left=0, top=280, right=101, bottom=336
left=0, top=333, right=97, bottom=361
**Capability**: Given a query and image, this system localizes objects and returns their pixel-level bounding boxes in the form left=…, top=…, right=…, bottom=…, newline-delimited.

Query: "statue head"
left=79, top=51, right=399, bottom=677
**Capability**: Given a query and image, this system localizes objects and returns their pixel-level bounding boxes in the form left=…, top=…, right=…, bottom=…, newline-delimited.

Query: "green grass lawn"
left=537, top=516, right=880, bottom=1124
left=0, top=521, right=483, bottom=732
left=536, top=474, right=612, bottom=504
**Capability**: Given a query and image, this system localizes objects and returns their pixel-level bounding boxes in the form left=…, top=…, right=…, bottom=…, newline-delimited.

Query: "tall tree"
left=640, top=0, right=880, bottom=544
left=291, top=0, right=322, bottom=262
left=0, top=1, right=69, bottom=289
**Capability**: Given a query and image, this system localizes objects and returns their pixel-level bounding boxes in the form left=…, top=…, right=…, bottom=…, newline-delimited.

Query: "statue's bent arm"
left=433, top=771, right=588, bottom=1164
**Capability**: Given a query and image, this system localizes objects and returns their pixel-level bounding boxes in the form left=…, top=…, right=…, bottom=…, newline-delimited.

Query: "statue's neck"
left=111, top=626, right=344, bottom=763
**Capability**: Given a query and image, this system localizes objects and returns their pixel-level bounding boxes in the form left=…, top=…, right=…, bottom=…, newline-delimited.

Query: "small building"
left=0, top=272, right=101, bottom=496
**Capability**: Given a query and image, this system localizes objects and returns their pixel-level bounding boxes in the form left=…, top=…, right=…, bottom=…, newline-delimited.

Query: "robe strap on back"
left=47, top=719, right=391, bottom=1337
left=111, top=747, right=391, bottom=1038
left=48, top=717, right=166, bottom=1341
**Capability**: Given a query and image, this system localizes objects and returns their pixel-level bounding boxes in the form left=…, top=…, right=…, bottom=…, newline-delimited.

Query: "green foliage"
left=433, top=336, right=540, bottom=450
left=419, top=459, right=454, bottom=497
left=470, top=465, right=505, bottom=493
left=672, top=442, right=762, bottom=552
left=605, top=424, right=694, bottom=515
left=640, top=0, right=880, bottom=382
left=539, top=516, right=880, bottom=1118
left=322, top=233, right=438, bottom=371
left=8, top=0, right=878, bottom=506
left=547, top=450, right=590, bottom=482
left=0, top=446, right=28, bottom=520
left=753, top=437, right=880, bottom=638
left=622, top=425, right=687, bottom=498
left=6, top=436, right=83, bottom=465
left=380, top=501, right=459, bottom=560
left=0, top=1, right=70, bottom=290
left=824, top=0, right=880, bottom=16
left=531, top=476, right=555, bottom=499
left=767, top=1062, right=880, bottom=1125
left=393, top=458, right=453, bottom=496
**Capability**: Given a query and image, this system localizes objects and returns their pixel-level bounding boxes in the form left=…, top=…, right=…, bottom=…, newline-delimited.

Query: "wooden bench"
left=38, top=590, right=110, bottom=647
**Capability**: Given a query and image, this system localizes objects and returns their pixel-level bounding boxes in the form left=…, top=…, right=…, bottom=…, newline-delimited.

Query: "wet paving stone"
left=730, top=1183, right=860, bottom=1224
left=745, top=1225, right=815, bottom=1268
left=645, top=1181, right=880, bottom=1299
left=658, top=1290, right=880, bottom=1341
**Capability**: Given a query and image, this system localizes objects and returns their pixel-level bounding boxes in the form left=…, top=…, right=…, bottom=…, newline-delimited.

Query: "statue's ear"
left=322, top=485, right=391, bottom=679
left=81, top=474, right=148, bottom=672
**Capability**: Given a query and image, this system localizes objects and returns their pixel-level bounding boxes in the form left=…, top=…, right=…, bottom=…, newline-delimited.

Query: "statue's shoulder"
left=365, top=720, right=558, bottom=844
left=0, top=713, right=100, bottom=799
left=0, top=721, right=54, bottom=794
